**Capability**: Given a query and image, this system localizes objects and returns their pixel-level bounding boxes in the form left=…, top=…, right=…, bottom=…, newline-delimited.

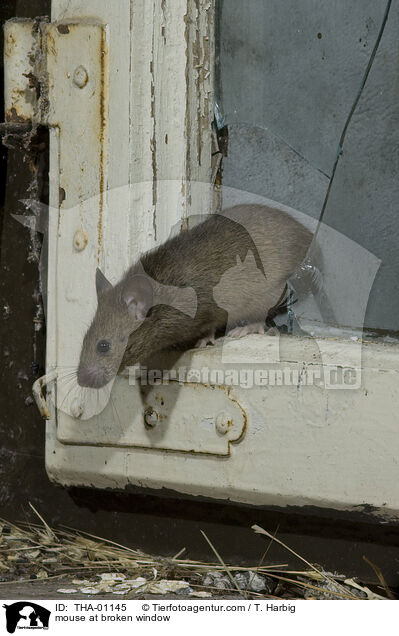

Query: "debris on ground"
left=57, top=574, right=210, bottom=597
left=202, top=570, right=275, bottom=594
left=0, top=508, right=393, bottom=600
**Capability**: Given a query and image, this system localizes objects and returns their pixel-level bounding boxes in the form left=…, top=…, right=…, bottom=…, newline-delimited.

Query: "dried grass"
left=0, top=508, right=391, bottom=600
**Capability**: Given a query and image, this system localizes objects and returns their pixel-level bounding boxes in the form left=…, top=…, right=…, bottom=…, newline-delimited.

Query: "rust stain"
left=5, top=31, right=17, bottom=57
left=46, top=29, right=57, bottom=61
left=5, top=106, right=28, bottom=123
left=36, top=22, right=49, bottom=120
left=4, top=21, right=44, bottom=123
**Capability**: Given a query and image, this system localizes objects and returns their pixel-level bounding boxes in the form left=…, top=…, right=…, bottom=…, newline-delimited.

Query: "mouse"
left=77, top=204, right=314, bottom=389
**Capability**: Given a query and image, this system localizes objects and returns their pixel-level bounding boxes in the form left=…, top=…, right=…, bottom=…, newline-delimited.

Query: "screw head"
left=73, top=65, right=89, bottom=88
left=215, top=412, right=231, bottom=435
left=73, top=228, right=88, bottom=251
left=144, top=406, right=159, bottom=429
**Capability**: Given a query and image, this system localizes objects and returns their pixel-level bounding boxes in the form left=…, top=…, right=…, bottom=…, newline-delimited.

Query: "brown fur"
left=77, top=204, right=313, bottom=388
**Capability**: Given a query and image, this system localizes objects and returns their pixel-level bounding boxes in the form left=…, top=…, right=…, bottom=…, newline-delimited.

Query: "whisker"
left=58, top=379, right=79, bottom=414
left=56, top=375, right=77, bottom=395
left=56, top=372, right=78, bottom=384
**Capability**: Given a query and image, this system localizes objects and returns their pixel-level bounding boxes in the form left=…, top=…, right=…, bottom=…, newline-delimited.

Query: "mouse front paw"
left=195, top=329, right=216, bottom=348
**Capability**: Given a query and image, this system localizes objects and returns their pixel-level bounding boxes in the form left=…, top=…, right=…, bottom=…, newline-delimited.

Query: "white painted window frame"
left=10, top=0, right=396, bottom=518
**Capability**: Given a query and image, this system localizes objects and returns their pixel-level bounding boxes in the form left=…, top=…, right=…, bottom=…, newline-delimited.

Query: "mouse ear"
left=122, top=275, right=153, bottom=320
left=96, top=268, right=113, bottom=300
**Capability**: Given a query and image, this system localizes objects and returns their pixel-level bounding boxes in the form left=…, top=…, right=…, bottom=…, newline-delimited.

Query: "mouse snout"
left=77, top=364, right=109, bottom=389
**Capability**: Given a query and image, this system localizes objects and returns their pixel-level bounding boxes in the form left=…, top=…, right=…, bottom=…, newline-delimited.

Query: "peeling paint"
left=182, top=0, right=214, bottom=219
left=160, top=0, right=167, bottom=43
left=183, top=2, right=192, bottom=215
left=192, top=0, right=201, bottom=166
left=150, top=36, right=157, bottom=240
left=3, top=20, right=50, bottom=374
left=97, top=25, right=109, bottom=262
left=4, top=19, right=37, bottom=123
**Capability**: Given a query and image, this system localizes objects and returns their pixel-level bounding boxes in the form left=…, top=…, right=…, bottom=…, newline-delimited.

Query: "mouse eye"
left=96, top=339, right=111, bottom=354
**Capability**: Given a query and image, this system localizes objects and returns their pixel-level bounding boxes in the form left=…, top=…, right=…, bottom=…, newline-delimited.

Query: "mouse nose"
left=77, top=365, right=108, bottom=388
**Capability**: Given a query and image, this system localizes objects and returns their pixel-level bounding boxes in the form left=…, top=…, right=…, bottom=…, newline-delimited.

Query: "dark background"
left=1, top=0, right=399, bottom=589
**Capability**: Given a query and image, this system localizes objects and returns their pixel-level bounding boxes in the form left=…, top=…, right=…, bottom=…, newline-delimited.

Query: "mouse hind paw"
left=227, top=322, right=265, bottom=339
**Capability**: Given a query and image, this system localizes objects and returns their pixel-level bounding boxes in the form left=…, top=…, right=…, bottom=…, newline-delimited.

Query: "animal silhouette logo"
left=3, top=602, right=50, bottom=633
